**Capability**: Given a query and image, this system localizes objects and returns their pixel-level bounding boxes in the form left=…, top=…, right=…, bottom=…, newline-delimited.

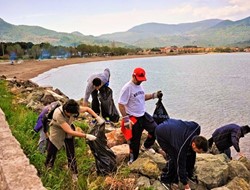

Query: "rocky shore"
left=1, top=76, right=250, bottom=189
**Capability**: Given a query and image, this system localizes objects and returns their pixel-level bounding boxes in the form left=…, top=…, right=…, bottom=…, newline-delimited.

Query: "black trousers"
left=91, top=85, right=110, bottom=118
left=129, top=112, right=157, bottom=161
left=45, top=138, right=78, bottom=174
left=159, top=143, right=196, bottom=184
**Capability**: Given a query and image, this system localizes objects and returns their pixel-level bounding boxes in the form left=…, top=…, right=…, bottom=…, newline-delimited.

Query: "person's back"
left=156, top=118, right=201, bottom=151
left=83, top=68, right=110, bottom=105
left=34, top=101, right=61, bottom=153
left=212, top=124, right=241, bottom=151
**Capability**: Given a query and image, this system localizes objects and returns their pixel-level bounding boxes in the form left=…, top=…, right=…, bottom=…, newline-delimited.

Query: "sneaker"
left=141, top=144, right=156, bottom=154
left=127, top=160, right=133, bottom=166
left=160, top=181, right=171, bottom=190
left=127, top=153, right=134, bottom=166
left=187, top=175, right=198, bottom=184
left=72, top=174, right=78, bottom=183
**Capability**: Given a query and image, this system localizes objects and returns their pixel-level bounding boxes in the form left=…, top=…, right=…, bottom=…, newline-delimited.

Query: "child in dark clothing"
left=208, top=124, right=250, bottom=159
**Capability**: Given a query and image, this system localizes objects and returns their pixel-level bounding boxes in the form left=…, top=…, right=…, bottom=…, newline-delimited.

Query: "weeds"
left=0, top=80, right=92, bottom=190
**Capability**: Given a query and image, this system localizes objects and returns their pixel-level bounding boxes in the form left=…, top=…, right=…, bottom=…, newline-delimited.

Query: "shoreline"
left=0, top=54, right=165, bottom=81
left=0, top=52, right=241, bottom=81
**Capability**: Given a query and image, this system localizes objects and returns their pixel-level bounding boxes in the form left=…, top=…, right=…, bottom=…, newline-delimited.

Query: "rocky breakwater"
left=0, top=76, right=250, bottom=190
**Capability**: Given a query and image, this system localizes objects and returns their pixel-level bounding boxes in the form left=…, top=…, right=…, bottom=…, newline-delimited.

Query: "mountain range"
left=1, top=16, right=250, bottom=48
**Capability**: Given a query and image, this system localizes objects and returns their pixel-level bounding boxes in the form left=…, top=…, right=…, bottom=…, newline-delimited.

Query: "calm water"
left=32, top=53, right=250, bottom=158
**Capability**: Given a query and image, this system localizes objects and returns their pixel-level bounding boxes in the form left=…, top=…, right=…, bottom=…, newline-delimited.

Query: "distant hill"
left=100, top=16, right=250, bottom=48
left=0, top=18, right=131, bottom=48
left=1, top=16, right=250, bottom=48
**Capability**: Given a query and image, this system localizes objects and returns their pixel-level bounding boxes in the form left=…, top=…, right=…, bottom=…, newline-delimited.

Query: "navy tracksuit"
left=155, top=118, right=200, bottom=185
left=210, top=124, right=243, bottom=158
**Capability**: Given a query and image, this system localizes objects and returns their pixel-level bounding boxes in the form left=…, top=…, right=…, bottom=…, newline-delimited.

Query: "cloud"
left=167, top=1, right=250, bottom=22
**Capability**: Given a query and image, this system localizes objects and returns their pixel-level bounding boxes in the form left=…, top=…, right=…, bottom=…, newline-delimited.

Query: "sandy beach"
left=0, top=55, right=160, bottom=80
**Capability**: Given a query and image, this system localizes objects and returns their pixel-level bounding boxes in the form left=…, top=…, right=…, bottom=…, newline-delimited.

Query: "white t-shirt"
left=118, top=81, right=145, bottom=117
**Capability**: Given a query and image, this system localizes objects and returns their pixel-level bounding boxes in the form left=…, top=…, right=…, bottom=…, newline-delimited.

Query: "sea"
left=32, top=52, right=250, bottom=159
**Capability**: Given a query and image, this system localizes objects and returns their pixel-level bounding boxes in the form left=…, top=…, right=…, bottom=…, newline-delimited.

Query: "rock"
left=228, top=160, right=250, bottom=182
left=196, top=154, right=229, bottom=189
left=129, top=157, right=161, bottom=179
left=106, top=128, right=126, bottom=148
left=110, top=144, right=129, bottom=165
left=226, top=177, right=250, bottom=190
left=104, top=176, right=136, bottom=190
left=140, top=151, right=166, bottom=170
left=239, top=156, right=250, bottom=170
left=136, top=176, right=151, bottom=188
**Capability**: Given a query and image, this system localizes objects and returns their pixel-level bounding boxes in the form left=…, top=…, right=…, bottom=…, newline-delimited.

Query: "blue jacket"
left=156, top=118, right=200, bottom=185
left=212, top=124, right=243, bottom=152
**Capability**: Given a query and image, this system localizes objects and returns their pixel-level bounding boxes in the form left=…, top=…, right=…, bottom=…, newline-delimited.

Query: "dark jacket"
left=156, top=118, right=200, bottom=185
left=212, top=124, right=243, bottom=152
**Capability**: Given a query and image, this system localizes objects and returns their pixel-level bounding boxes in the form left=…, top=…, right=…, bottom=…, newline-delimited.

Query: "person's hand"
left=237, top=152, right=245, bottom=158
left=85, top=134, right=97, bottom=141
left=184, top=184, right=191, bottom=190
left=152, top=91, right=163, bottom=99
left=123, top=115, right=131, bottom=129
left=96, top=116, right=105, bottom=125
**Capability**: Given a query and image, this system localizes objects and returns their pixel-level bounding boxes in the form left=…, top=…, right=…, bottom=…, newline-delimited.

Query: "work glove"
left=96, top=116, right=105, bottom=125
left=85, top=134, right=97, bottom=141
left=152, top=91, right=163, bottom=99
left=123, top=115, right=131, bottom=129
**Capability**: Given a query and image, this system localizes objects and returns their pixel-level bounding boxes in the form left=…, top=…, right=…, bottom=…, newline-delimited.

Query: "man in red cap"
left=118, top=67, right=163, bottom=165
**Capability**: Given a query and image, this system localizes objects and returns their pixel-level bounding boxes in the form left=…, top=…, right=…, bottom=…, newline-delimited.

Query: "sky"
left=1, top=0, right=250, bottom=36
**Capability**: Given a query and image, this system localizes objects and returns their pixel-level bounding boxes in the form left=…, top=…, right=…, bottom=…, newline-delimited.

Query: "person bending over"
left=45, top=99, right=104, bottom=182
left=208, top=124, right=250, bottom=159
left=155, top=118, right=208, bottom=190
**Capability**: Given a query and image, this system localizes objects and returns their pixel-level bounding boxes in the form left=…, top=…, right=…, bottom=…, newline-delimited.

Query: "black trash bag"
left=87, top=123, right=117, bottom=176
left=98, top=86, right=120, bottom=122
left=153, top=98, right=170, bottom=124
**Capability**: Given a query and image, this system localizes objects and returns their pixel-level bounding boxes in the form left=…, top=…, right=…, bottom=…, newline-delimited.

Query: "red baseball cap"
left=133, top=67, right=147, bottom=81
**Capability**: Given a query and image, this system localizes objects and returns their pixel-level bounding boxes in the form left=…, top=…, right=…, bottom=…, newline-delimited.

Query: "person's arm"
left=60, top=122, right=97, bottom=140
left=145, top=93, right=153, bottom=100
left=103, top=68, right=110, bottom=82
left=118, top=103, right=127, bottom=117
left=80, top=106, right=98, bottom=118
left=178, top=154, right=189, bottom=187
left=118, top=103, right=131, bottom=129
left=145, top=91, right=163, bottom=101
left=231, top=129, right=241, bottom=153
left=83, top=78, right=95, bottom=105
left=61, top=122, right=86, bottom=137
left=80, top=106, right=104, bottom=125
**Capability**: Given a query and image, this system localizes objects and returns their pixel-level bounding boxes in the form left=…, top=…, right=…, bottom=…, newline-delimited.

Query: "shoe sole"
left=188, top=179, right=198, bottom=185
left=161, top=182, right=171, bottom=190
left=161, top=182, right=179, bottom=190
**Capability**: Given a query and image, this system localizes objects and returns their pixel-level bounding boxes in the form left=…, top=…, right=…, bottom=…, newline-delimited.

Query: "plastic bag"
left=87, top=123, right=117, bottom=175
left=120, top=116, right=137, bottom=141
left=153, top=98, right=170, bottom=124
left=98, top=86, right=120, bottom=122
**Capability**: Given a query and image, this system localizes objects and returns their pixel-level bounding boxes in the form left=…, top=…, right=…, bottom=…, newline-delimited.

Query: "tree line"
left=0, top=42, right=140, bottom=60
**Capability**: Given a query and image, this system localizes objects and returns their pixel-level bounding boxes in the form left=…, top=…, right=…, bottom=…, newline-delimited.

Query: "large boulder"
left=129, top=157, right=160, bottom=179
left=196, top=154, right=229, bottom=189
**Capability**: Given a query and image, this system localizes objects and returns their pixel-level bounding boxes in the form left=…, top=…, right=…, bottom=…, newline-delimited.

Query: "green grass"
left=0, top=80, right=161, bottom=190
left=0, top=80, right=94, bottom=190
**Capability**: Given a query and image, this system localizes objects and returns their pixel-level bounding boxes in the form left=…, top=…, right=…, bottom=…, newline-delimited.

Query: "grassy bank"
left=0, top=80, right=96, bottom=190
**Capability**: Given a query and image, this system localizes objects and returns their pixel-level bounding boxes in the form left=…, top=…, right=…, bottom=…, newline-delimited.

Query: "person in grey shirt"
left=82, top=68, right=111, bottom=119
